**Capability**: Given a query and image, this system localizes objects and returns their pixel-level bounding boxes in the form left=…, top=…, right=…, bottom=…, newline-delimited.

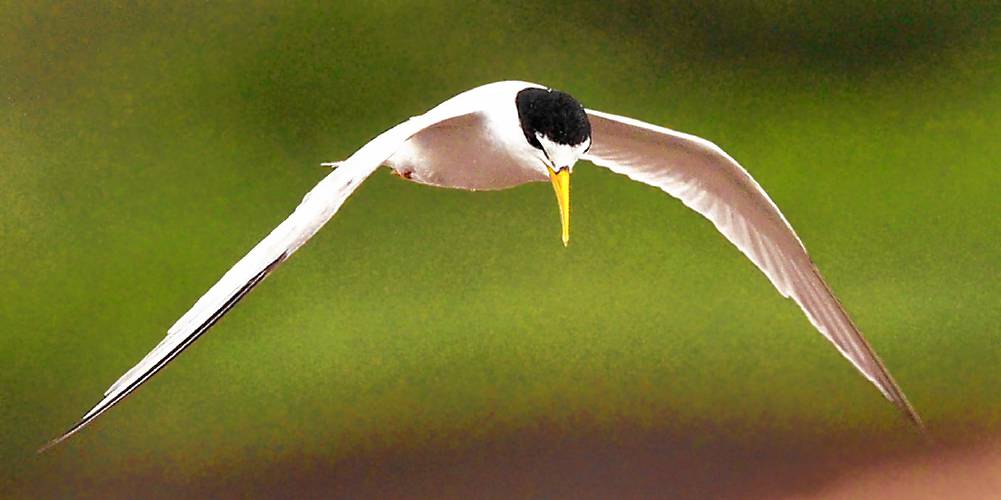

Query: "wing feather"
left=583, top=109, right=922, bottom=428
left=42, top=88, right=495, bottom=450
left=39, top=162, right=375, bottom=452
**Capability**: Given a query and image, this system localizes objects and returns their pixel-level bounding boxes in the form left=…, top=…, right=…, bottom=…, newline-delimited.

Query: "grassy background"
left=3, top=1, right=1000, bottom=497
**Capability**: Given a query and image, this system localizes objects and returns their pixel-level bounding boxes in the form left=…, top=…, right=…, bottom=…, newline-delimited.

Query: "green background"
left=3, top=1, right=1000, bottom=497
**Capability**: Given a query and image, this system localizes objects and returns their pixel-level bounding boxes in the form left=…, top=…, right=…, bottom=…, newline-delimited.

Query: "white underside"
left=385, top=108, right=548, bottom=191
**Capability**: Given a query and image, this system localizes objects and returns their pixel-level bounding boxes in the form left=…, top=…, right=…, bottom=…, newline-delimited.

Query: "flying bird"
left=42, top=80, right=921, bottom=451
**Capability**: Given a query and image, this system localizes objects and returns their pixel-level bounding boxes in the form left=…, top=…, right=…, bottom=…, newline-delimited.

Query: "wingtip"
left=901, top=402, right=927, bottom=434
left=884, top=383, right=926, bottom=436
left=37, top=430, right=72, bottom=454
left=38, top=413, right=93, bottom=454
left=37, top=440, right=59, bottom=455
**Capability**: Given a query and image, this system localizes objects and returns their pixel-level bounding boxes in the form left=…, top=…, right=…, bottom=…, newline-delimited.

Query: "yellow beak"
left=547, top=166, right=571, bottom=246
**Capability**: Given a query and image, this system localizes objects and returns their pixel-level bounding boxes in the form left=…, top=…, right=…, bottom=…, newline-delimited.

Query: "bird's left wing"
left=42, top=107, right=481, bottom=451
left=582, top=109, right=922, bottom=428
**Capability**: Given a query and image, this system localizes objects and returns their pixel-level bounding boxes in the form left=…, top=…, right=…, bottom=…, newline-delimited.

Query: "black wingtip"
left=39, top=251, right=291, bottom=455
left=37, top=424, right=81, bottom=454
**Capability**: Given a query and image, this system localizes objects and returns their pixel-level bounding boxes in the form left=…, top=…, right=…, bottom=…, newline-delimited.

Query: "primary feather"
left=40, top=92, right=492, bottom=451
left=583, top=109, right=921, bottom=427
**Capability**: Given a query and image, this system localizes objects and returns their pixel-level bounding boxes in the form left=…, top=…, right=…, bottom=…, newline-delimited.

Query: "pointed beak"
left=547, top=166, right=571, bottom=246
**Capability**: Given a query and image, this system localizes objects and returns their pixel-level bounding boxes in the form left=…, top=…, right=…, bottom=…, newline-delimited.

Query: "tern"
left=43, top=80, right=921, bottom=451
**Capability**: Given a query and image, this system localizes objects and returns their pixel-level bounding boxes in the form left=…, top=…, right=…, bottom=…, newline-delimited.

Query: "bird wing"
left=43, top=105, right=483, bottom=451
left=582, top=109, right=922, bottom=427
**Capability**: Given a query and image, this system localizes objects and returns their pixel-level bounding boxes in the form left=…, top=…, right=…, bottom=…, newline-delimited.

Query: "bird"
left=42, top=80, right=921, bottom=451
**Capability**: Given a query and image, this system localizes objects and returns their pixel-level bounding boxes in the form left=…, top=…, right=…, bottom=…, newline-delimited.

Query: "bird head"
left=516, top=87, right=592, bottom=246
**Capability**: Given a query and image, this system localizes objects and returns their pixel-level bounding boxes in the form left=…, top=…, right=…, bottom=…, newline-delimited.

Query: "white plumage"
left=43, top=80, right=920, bottom=451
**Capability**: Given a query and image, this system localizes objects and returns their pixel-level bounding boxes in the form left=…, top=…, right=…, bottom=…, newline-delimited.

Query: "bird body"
left=386, top=80, right=550, bottom=190
left=42, top=80, right=921, bottom=451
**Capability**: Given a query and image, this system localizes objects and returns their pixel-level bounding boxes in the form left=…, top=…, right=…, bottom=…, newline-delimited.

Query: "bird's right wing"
left=42, top=103, right=485, bottom=451
left=582, top=109, right=922, bottom=428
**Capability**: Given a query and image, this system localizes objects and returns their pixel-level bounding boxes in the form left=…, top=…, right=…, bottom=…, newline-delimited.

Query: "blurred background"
left=3, top=1, right=1001, bottom=497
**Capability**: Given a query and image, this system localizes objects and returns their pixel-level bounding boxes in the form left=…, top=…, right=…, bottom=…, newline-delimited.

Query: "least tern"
left=43, top=80, right=921, bottom=451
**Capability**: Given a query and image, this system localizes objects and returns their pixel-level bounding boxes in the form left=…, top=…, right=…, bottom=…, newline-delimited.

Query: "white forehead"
left=536, top=134, right=590, bottom=170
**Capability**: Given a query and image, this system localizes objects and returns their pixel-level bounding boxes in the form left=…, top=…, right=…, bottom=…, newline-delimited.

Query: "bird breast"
left=385, top=112, right=548, bottom=191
